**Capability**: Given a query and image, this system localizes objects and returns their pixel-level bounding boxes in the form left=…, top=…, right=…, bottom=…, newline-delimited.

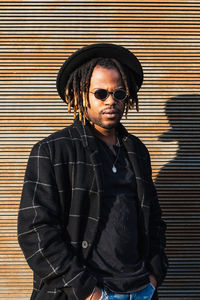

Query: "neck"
left=92, top=124, right=117, bottom=145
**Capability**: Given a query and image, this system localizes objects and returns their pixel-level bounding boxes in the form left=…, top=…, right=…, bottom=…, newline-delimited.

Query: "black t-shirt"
left=87, top=137, right=150, bottom=293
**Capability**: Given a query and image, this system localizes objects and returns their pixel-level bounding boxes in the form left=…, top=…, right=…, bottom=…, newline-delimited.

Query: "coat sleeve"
left=146, top=150, right=169, bottom=286
left=18, top=141, right=97, bottom=300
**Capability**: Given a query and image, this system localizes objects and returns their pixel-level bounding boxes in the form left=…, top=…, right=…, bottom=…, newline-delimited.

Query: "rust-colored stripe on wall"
left=0, top=1, right=200, bottom=299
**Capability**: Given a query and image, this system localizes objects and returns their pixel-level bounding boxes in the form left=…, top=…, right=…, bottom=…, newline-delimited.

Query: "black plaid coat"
left=18, top=118, right=168, bottom=300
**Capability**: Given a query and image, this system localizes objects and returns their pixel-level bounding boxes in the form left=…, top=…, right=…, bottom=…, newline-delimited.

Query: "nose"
left=104, top=93, right=116, bottom=105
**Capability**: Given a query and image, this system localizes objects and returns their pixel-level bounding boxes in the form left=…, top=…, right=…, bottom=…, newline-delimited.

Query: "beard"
left=86, top=111, right=122, bottom=130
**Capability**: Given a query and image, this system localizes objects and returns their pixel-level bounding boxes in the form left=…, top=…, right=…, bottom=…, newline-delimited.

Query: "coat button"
left=82, top=240, right=88, bottom=249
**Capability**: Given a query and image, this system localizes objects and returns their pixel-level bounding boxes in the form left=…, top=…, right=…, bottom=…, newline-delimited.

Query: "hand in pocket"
left=84, top=287, right=103, bottom=300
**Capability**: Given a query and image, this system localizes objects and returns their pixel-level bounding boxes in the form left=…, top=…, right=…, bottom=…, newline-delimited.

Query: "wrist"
left=149, top=274, right=157, bottom=288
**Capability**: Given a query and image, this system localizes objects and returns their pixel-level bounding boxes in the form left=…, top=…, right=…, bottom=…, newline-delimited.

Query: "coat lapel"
left=73, top=119, right=103, bottom=257
left=73, top=119, right=103, bottom=194
left=117, top=124, right=145, bottom=208
left=122, top=135, right=145, bottom=206
left=119, top=126, right=150, bottom=235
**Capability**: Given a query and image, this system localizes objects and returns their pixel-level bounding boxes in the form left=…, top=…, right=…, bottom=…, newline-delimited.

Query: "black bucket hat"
left=56, top=43, right=143, bottom=102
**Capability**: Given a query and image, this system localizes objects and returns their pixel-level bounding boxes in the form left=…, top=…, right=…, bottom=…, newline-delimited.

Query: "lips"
left=102, top=109, right=119, bottom=115
left=102, top=110, right=119, bottom=118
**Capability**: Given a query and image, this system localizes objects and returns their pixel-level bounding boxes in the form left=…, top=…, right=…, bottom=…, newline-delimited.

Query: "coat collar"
left=73, top=117, right=97, bottom=152
left=73, top=117, right=144, bottom=181
left=73, top=117, right=145, bottom=204
left=73, top=116, right=131, bottom=150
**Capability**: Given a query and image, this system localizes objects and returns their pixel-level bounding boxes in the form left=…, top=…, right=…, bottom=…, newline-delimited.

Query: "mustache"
left=101, top=107, right=121, bottom=114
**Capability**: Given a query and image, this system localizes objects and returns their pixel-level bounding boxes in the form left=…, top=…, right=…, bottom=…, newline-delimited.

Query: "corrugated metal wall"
left=0, top=0, right=200, bottom=299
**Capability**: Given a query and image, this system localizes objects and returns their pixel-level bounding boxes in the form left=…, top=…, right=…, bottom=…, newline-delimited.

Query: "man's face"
left=86, top=65, right=125, bottom=131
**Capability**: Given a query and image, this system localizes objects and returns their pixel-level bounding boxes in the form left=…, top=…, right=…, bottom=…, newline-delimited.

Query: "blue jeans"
left=100, top=283, right=155, bottom=300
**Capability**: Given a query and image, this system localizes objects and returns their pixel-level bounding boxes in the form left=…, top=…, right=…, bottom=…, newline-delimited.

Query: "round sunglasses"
left=90, top=88, right=128, bottom=102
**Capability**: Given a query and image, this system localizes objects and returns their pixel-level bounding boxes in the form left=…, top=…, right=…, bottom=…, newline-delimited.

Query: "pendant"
left=112, top=165, right=117, bottom=173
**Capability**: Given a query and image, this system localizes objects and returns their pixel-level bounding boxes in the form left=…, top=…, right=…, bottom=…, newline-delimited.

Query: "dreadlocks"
left=65, top=57, right=139, bottom=124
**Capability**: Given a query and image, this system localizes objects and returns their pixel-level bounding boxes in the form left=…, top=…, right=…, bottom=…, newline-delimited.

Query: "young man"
left=18, top=43, right=168, bottom=300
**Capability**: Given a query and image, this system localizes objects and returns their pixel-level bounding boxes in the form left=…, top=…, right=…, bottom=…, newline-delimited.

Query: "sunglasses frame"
left=90, top=88, right=128, bottom=102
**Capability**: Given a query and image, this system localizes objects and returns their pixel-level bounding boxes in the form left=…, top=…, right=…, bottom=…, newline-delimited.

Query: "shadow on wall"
left=155, top=94, right=200, bottom=298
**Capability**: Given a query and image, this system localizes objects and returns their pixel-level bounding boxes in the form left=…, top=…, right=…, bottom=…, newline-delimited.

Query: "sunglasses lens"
left=93, top=88, right=127, bottom=101
left=114, top=89, right=127, bottom=101
left=94, top=89, right=108, bottom=100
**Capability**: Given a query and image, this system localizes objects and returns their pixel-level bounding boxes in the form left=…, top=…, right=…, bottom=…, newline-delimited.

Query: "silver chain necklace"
left=107, top=138, right=121, bottom=173
left=112, top=147, right=121, bottom=173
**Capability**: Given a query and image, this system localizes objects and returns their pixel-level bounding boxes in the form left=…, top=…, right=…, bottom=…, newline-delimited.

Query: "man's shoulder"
left=125, top=132, right=149, bottom=158
left=119, top=123, right=147, bottom=148
left=128, top=133, right=146, bottom=147
left=31, top=123, right=79, bottom=152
